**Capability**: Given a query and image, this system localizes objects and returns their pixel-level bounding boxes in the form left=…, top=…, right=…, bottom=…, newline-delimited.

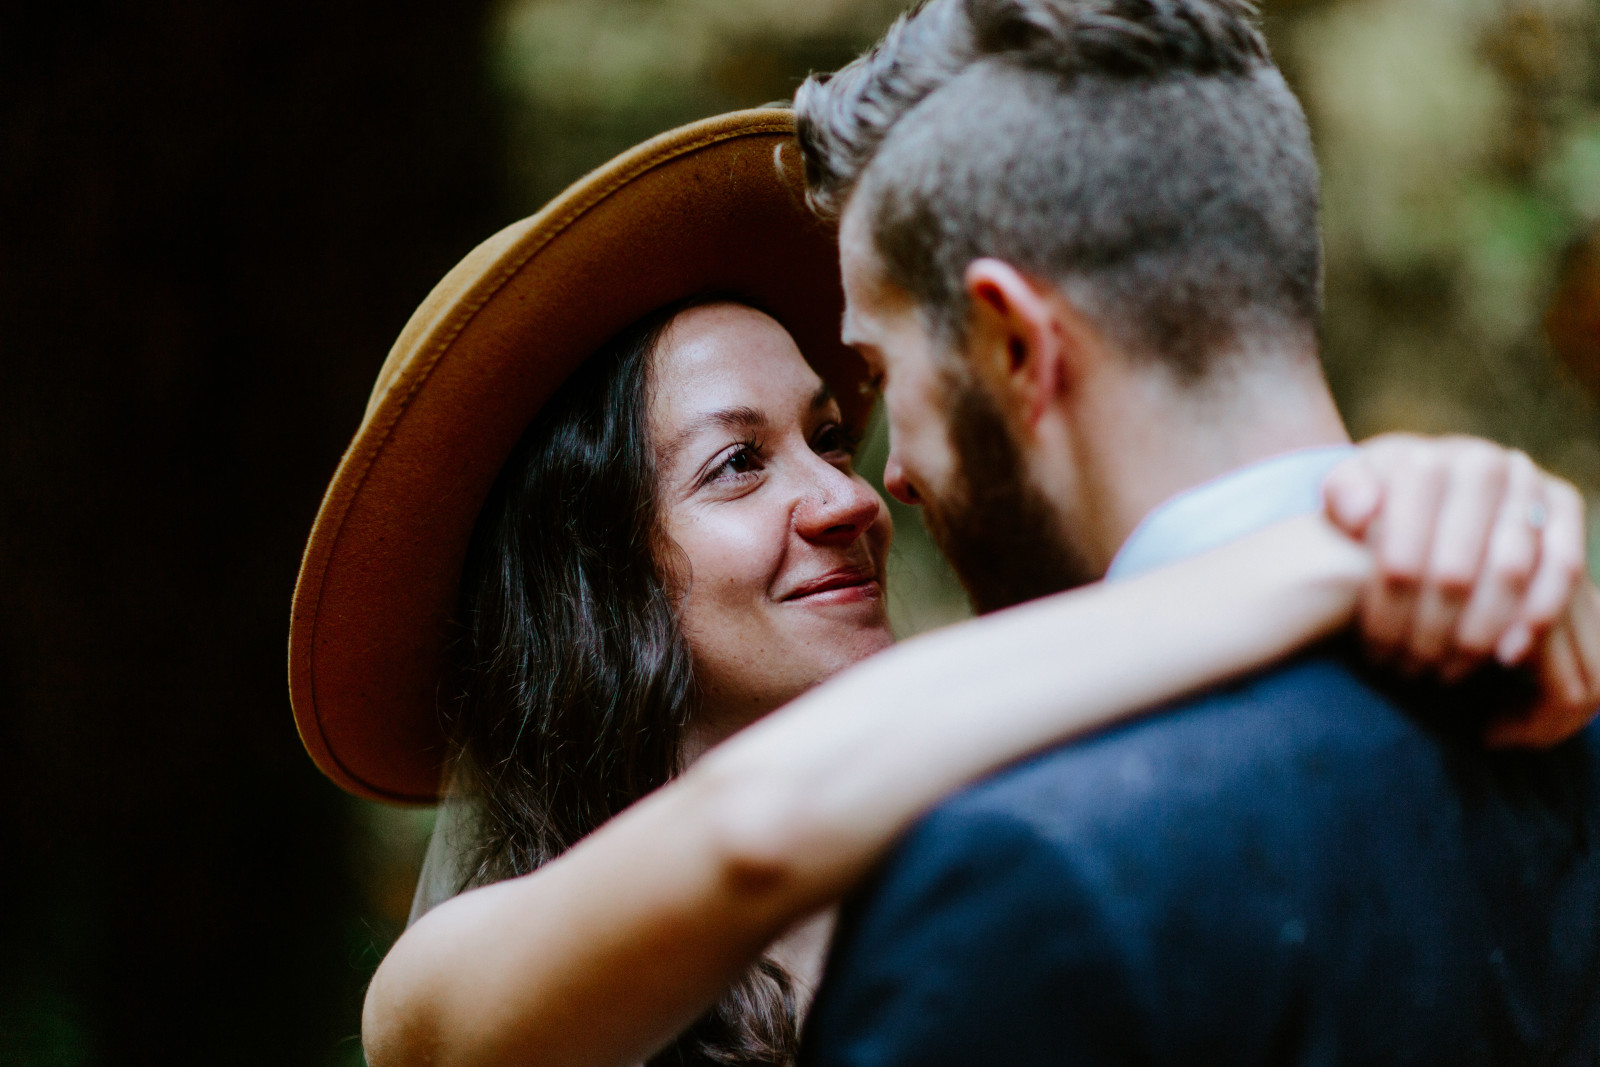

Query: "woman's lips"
left=783, top=567, right=882, bottom=604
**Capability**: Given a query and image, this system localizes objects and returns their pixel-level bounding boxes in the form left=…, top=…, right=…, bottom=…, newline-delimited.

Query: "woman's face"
left=651, top=302, right=895, bottom=740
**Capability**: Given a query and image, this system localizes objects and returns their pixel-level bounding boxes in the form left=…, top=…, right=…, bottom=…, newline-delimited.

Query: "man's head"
left=795, top=0, right=1339, bottom=611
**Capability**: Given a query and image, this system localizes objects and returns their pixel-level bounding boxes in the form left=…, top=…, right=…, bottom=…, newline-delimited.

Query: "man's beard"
left=921, top=372, right=1098, bottom=615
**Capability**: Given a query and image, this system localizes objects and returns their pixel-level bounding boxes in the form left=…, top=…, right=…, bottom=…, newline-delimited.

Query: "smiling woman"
left=652, top=302, right=895, bottom=751
left=445, top=296, right=844, bottom=1064
left=434, top=295, right=903, bottom=1064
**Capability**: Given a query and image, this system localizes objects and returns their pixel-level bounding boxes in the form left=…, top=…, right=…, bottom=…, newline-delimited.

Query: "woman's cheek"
left=675, top=506, right=783, bottom=615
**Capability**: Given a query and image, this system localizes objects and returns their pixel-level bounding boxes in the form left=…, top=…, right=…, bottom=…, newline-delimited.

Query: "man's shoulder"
left=810, top=655, right=1600, bottom=1064
left=907, top=651, right=1599, bottom=885
left=935, top=653, right=1411, bottom=835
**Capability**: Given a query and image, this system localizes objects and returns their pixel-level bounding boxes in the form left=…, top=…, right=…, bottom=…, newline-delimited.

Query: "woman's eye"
left=708, top=443, right=763, bottom=483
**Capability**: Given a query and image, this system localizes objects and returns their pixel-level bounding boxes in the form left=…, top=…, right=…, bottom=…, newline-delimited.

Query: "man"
left=791, top=0, right=1600, bottom=1062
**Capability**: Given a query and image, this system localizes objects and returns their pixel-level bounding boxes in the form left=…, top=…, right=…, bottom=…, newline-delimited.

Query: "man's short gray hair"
left=794, top=0, right=1323, bottom=377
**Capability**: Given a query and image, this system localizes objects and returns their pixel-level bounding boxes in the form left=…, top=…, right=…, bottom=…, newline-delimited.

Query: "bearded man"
left=791, top=0, right=1600, bottom=1062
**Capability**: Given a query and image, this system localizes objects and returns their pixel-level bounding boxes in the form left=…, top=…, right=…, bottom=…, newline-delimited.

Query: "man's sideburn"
left=921, top=365, right=1097, bottom=615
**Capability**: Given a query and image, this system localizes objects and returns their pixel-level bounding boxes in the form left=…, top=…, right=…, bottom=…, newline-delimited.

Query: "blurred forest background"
left=2, top=0, right=1597, bottom=1063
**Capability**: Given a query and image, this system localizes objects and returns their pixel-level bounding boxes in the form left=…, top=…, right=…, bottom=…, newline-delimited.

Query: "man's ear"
left=963, top=258, right=1088, bottom=427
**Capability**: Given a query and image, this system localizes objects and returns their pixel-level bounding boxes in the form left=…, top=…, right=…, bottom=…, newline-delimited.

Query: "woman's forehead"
left=652, top=302, right=827, bottom=421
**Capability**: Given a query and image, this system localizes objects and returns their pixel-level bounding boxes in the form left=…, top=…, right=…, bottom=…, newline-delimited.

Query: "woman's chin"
left=781, top=617, right=897, bottom=691
left=832, top=616, right=897, bottom=664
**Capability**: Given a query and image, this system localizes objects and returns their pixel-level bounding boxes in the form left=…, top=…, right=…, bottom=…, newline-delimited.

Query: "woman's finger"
left=1357, top=515, right=1405, bottom=662
left=1322, top=453, right=1383, bottom=537
left=1375, top=438, right=1451, bottom=583
left=1452, top=451, right=1542, bottom=661
left=1541, top=627, right=1592, bottom=738
left=1567, top=585, right=1600, bottom=714
left=1359, top=439, right=1447, bottom=659
left=1485, top=625, right=1586, bottom=749
left=1425, top=441, right=1510, bottom=593
left=1499, top=477, right=1588, bottom=665
left=1403, top=441, right=1509, bottom=666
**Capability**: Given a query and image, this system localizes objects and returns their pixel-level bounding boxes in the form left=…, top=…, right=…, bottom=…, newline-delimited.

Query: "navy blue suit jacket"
left=800, top=652, right=1600, bottom=1065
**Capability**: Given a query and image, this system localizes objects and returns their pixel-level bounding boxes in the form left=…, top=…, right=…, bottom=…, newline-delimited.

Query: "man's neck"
left=1053, top=355, right=1352, bottom=573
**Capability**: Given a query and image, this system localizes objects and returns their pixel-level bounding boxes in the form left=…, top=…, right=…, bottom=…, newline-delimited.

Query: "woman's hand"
left=1323, top=433, right=1600, bottom=745
left=1493, top=583, right=1600, bottom=747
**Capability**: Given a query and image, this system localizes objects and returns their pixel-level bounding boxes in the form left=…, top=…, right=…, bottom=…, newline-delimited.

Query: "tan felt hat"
left=289, top=109, right=868, bottom=803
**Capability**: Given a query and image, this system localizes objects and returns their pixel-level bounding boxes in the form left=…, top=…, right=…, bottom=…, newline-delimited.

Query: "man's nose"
left=883, top=454, right=923, bottom=507
left=795, top=466, right=883, bottom=545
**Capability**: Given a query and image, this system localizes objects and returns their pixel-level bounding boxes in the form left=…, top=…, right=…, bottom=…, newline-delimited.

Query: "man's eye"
left=814, top=423, right=860, bottom=458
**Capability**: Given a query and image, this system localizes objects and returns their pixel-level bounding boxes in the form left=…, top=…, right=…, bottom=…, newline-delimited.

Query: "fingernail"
left=1497, top=625, right=1532, bottom=665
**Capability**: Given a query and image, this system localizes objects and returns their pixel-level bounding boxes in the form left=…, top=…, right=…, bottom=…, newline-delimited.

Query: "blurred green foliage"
left=490, top=0, right=908, bottom=205
left=1285, top=0, right=1600, bottom=480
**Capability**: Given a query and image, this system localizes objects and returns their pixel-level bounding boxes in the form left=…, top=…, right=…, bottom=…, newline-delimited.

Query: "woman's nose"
left=883, top=454, right=922, bottom=507
left=795, top=465, right=883, bottom=546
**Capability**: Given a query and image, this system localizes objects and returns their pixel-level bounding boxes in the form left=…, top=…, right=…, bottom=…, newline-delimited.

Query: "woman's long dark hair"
left=446, top=299, right=800, bottom=1066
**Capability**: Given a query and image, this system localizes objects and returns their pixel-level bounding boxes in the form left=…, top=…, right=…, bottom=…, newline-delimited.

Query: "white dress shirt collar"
left=1106, top=445, right=1356, bottom=581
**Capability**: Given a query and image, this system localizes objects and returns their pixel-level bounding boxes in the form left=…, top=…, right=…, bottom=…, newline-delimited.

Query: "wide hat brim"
left=289, top=109, right=867, bottom=803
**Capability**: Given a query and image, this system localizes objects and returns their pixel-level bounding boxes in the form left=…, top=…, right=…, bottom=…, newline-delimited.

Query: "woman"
left=288, top=112, right=1600, bottom=1067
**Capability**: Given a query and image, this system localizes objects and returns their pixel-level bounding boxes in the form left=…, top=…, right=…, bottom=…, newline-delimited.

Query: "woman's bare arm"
left=363, top=514, right=1371, bottom=1067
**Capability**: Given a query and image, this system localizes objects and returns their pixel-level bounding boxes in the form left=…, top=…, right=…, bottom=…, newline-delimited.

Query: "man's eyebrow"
left=810, top=384, right=836, bottom=411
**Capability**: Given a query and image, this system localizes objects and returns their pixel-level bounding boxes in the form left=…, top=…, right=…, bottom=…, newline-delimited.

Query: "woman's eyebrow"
left=660, top=389, right=833, bottom=468
left=705, top=406, right=769, bottom=433
left=661, top=406, right=768, bottom=468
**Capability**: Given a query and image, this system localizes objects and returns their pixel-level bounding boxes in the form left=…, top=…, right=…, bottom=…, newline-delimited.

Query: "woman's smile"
left=780, top=563, right=883, bottom=605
